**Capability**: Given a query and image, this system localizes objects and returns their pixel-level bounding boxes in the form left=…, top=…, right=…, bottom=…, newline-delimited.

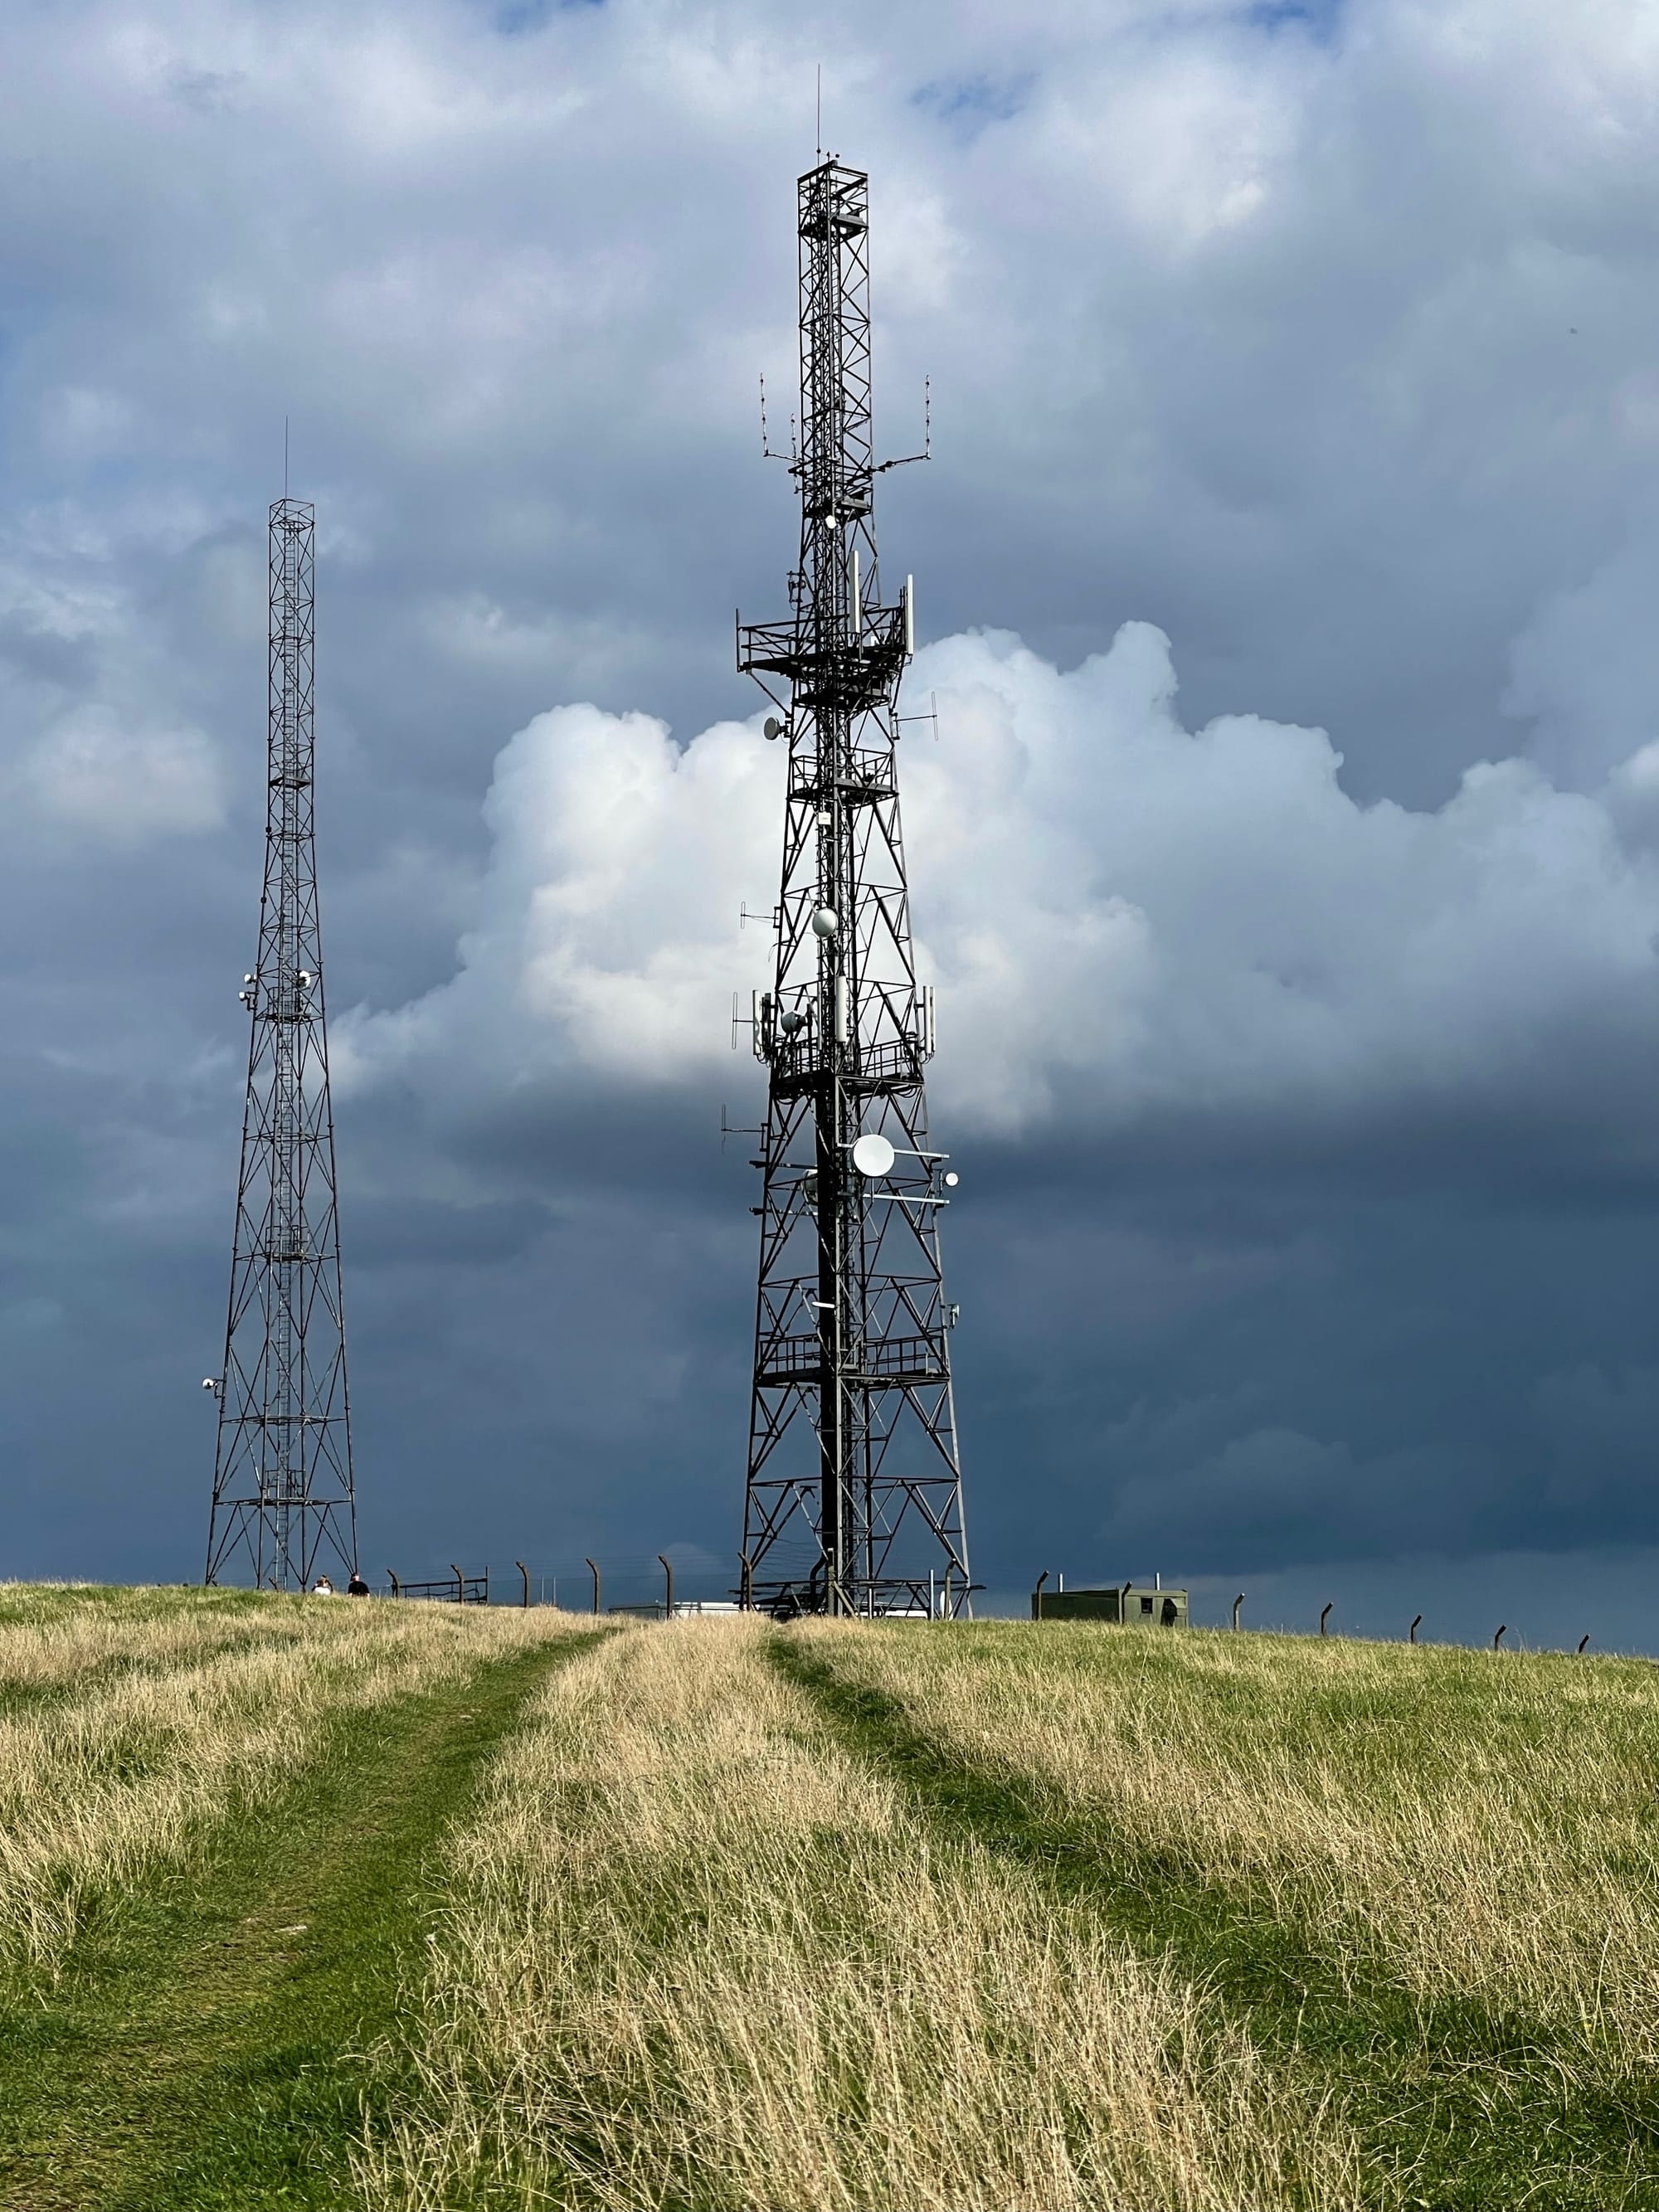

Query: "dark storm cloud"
left=4, top=0, right=1659, bottom=1633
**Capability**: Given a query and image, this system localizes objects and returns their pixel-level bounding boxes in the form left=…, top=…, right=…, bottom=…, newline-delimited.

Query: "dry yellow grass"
left=0, top=1594, right=568, bottom=1974
left=802, top=1622, right=1659, bottom=2064
left=359, top=1618, right=1363, bottom=2212
left=0, top=1585, right=313, bottom=1694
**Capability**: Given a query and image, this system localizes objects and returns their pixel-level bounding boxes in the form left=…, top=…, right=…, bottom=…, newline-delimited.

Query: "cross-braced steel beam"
left=205, top=498, right=358, bottom=1591
left=737, top=158, right=970, bottom=1620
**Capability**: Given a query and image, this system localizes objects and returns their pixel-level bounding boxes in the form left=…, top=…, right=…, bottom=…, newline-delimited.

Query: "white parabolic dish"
left=850, top=1131, right=896, bottom=1178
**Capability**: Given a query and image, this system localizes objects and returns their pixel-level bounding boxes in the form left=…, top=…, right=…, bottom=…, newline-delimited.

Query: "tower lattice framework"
left=206, top=497, right=358, bottom=1589
left=738, top=156, right=970, bottom=1618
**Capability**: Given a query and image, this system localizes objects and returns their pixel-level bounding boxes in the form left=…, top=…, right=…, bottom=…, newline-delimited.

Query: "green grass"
left=5, top=1593, right=1657, bottom=2209
left=0, top=1584, right=320, bottom=1720
left=0, top=1615, right=597, bottom=2211
left=0, top=1582, right=270, bottom=1636
left=356, top=1618, right=1360, bottom=2212
left=777, top=1624, right=1659, bottom=2210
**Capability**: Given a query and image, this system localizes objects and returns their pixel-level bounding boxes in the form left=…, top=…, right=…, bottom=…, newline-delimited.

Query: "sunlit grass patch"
left=0, top=1591, right=591, bottom=2210
left=0, top=1588, right=567, bottom=1974
left=795, top=1621, right=1659, bottom=2059
left=362, top=1619, right=1360, bottom=2211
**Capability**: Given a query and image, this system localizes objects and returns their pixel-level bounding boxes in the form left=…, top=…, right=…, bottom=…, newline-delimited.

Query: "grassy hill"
left=0, top=1588, right=1653, bottom=2208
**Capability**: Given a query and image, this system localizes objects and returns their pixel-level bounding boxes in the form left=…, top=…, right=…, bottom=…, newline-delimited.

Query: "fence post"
left=942, top=1565, right=953, bottom=1619
left=739, top=1553, right=753, bottom=1612
left=387, top=1570, right=400, bottom=1597
left=1493, top=1624, right=1506, bottom=1650
left=659, top=1554, right=674, bottom=1620
left=1578, top=1633, right=1590, bottom=1653
left=516, top=1561, right=529, bottom=1609
left=1320, top=1602, right=1333, bottom=1637
left=586, top=1558, right=601, bottom=1616
left=1232, top=1592, right=1243, bottom=1631
left=451, top=1564, right=464, bottom=1605
left=1034, top=1569, right=1049, bottom=1621
left=1409, top=1614, right=1422, bottom=1643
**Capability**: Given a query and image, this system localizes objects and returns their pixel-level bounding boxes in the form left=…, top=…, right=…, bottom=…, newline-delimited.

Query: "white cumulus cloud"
left=340, top=620, right=1659, bottom=1146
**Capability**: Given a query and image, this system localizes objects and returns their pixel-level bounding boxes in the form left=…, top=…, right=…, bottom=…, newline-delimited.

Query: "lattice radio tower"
left=205, top=496, right=358, bottom=1589
left=737, top=155, right=971, bottom=1618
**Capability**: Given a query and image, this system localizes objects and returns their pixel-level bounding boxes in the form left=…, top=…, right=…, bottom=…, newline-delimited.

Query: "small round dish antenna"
left=763, top=716, right=784, bottom=741
left=851, top=1132, right=896, bottom=1178
left=811, top=907, right=839, bottom=937
left=780, top=1009, right=805, bottom=1035
left=943, top=1171, right=960, bottom=1188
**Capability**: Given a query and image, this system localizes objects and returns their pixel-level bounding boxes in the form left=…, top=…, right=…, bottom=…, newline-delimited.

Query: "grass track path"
left=0, top=1627, right=596, bottom=2212
left=774, top=1634, right=1659, bottom=2212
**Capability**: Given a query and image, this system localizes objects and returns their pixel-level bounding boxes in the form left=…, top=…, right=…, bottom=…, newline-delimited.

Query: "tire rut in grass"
left=0, top=1628, right=601, bottom=2212
left=771, top=1633, right=1659, bottom=2212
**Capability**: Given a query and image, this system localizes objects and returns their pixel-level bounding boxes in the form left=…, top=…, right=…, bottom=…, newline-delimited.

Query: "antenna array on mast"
left=736, top=157, right=971, bottom=1619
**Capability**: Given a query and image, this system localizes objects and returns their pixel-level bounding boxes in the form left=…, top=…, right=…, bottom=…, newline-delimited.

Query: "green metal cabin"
left=1031, top=1583, right=1189, bottom=1626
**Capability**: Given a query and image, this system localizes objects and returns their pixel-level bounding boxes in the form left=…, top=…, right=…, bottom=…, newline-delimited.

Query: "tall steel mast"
left=205, top=497, right=358, bottom=1590
left=737, top=156, right=970, bottom=1618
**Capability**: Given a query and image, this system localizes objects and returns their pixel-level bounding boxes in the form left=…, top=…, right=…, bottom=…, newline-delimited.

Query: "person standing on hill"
left=312, top=1575, right=336, bottom=1596
left=346, top=1571, right=370, bottom=1597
